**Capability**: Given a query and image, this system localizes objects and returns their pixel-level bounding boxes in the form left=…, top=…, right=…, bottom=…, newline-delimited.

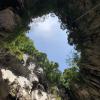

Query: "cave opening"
left=27, top=13, right=79, bottom=72
left=1, top=0, right=100, bottom=99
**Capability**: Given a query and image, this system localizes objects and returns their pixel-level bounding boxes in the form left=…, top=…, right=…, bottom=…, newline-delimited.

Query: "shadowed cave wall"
left=0, top=0, right=100, bottom=99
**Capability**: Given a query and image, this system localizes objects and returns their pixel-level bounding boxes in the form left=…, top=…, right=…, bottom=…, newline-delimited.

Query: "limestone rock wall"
left=67, top=0, right=100, bottom=99
left=0, top=53, right=60, bottom=100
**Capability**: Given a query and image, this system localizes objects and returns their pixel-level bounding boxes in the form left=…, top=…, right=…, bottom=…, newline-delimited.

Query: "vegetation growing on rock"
left=4, top=32, right=79, bottom=93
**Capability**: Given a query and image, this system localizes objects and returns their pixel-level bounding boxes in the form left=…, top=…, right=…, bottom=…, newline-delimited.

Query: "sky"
left=27, top=14, right=75, bottom=72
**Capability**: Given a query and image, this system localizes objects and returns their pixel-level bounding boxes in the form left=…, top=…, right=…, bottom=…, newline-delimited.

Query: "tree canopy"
left=5, top=33, right=79, bottom=90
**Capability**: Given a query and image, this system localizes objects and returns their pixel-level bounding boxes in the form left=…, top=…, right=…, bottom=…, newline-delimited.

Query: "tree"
left=62, top=53, right=80, bottom=88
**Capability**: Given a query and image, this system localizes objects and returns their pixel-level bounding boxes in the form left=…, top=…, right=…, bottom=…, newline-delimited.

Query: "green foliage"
left=13, top=34, right=35, bottom=55
left=4, top=33, right=36, bottom=60
left=63, top=66, right=79, bottom=88
left=34, top=52, right=61, bottom=85
left=3, top=31, right=79, bottom=95
left=35, top=47, right=80, bottom=89
left=60, top=53, right=80, bottom=88
left=4, top=33, right=61, bottom=86
left=50, top=86, right=62, bottom=100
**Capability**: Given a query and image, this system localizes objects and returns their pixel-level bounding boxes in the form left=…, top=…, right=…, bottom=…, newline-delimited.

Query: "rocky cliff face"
left=0, top=0, right=100, bottom=100
left=0, top=52, right=62, bottom=100
left=65, top=0, right=100, bottom=99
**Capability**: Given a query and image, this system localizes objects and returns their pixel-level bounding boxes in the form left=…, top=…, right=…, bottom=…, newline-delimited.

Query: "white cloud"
left=29, top=14, right=60, bottom=40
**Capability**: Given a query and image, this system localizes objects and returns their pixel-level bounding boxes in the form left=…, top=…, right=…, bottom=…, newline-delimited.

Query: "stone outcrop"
left=0, top=53, right=62, bottom=100
left=0, top=8, right=21, bottom=42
